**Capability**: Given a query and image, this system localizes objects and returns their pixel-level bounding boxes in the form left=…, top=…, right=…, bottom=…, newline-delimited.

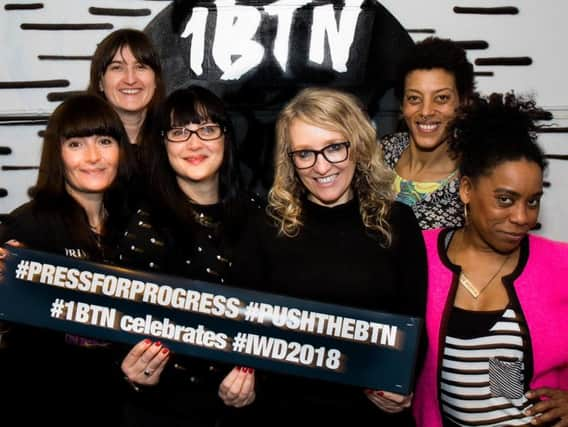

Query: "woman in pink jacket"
left=413, top=93, right=568, bottom=427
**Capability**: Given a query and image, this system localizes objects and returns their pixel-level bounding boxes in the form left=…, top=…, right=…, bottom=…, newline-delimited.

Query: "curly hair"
left=269, top=87, right=394, bottom=244
left=449, top=92, right=547, bottom=180
left=395, top=36, right=475, bottom=102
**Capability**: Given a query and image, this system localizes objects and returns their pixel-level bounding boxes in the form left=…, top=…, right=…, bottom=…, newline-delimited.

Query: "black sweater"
left=232, top=198, right=427, bottom=426
left=0, top=201, right=125, bottom=427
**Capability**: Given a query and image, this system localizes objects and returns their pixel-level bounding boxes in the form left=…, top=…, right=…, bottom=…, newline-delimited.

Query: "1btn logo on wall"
left=146, top=0, right=414, bottom=191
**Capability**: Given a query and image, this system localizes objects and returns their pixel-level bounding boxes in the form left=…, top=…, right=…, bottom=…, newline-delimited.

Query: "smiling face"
left=289, top=118, right=355, bottom=207
left=461, top=159, right=543, bottom=254
left=62, top=135, right=120, bottom=198
left=402, top=68, right=460, bottom=152
left=165, top=122, right=225, bottom=192
left=99, top=45, right=156, bottom=116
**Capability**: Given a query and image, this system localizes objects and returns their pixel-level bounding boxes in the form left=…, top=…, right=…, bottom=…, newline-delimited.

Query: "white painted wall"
left=1, top=0, right=567, bottom=240
left=0, top=0, right=164, bottom=207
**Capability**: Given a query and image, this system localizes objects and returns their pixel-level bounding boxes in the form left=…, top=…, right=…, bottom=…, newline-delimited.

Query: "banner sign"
left=0, top=247, right=422, bottom=393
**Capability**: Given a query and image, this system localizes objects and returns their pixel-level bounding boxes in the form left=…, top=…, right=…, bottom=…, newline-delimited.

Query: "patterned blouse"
left=380, top=132, right=464, bottom=230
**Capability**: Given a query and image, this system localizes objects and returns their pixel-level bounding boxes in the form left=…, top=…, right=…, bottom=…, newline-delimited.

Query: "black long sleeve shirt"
left=232, top=198, right=427, bottom=426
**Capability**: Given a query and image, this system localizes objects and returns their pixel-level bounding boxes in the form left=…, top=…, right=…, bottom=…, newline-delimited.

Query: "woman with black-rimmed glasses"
left=231, top=87, right=427, bottom=426
left=115, top=86, right=262, bottom=427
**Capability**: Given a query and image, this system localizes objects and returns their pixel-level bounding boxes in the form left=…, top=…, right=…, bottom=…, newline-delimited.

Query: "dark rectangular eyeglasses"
left=163, top=124, right=224, bottom=142
left=288, top=141, right=350, bottom=169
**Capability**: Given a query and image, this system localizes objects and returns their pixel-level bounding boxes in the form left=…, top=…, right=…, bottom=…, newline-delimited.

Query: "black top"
left=231, top=198, right=427, bottom=426
left=116, top=200, right=245, bottom=284
left=0, top=200, right=125, bottom=427
left=115, top=194, right=264, bottom=427
left=1, top=200, right=115, bottom=262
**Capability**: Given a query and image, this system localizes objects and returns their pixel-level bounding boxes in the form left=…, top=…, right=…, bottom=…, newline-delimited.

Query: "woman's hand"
left=218, top=366, right=255, bottom=408
left=121, top=339, right=170, bottom=386
left=0, top=241, right=23, bottom=348
left=525, top=387, right=568, bottom=426
left=0, top=240, right=23, bottom=279
left=364, top=389, right=413, bottom=413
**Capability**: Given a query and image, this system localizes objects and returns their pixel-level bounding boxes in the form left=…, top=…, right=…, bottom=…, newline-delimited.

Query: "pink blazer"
left=413, top=228, right=568, bottom=427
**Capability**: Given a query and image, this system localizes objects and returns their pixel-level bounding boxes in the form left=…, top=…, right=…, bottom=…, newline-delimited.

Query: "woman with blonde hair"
left=232, top=87, right=427, bottom=426
left=270, top=87, right=394, bottom=239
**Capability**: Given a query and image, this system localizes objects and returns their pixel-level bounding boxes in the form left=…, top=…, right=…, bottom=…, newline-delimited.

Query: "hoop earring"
left=464, top=203, right=469, bottom=226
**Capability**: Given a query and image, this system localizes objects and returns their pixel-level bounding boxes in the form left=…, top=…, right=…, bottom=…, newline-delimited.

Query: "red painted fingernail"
left=237, top=366, right=243, bottom=371
left=154, top=341, right=161, bottom=347
left=161, top=348, right=169, bottom=354
left=248, top=368, right=255, bottom=374
left=143, top=339, right=151, bottom=345
left=375, top=391, right=384, bottom=396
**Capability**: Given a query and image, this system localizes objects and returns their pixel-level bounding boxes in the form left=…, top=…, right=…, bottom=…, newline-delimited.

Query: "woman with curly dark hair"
left=380, top=37, right=476, bottom=229
left=414, top=93, right=568, bottom=427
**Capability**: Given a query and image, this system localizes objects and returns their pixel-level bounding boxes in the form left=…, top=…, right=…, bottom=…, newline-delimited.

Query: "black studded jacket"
left=116, top=193, right=264, bottom=427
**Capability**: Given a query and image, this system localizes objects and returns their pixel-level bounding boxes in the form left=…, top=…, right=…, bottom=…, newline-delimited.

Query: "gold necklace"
left=459, top=253, right=511, bottom=299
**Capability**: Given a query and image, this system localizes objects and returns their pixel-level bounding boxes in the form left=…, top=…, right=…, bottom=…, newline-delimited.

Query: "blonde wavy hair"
left=269, top=87, right=395, bottom=244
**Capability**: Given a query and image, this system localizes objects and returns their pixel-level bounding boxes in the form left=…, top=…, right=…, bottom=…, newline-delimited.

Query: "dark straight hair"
left=147, top=85, right=244, bottom=241
left=160, top=85, right=241, bottom=203
left=87, top=28, right=165, bottom=149
left=34, top=93, right=135, bottom=252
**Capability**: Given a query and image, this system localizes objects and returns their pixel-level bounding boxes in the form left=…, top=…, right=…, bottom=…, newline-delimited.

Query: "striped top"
left=441, top=306, right=534, bottom=427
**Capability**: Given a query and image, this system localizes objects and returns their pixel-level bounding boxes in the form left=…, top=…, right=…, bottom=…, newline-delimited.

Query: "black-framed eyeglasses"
left=162, top=124, right=225, bottom=142
left=288, top=141, right=351, bottom=169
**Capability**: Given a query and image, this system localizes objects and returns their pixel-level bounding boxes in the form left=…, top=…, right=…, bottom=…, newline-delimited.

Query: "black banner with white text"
left=0, top=246, right=422, bottom=393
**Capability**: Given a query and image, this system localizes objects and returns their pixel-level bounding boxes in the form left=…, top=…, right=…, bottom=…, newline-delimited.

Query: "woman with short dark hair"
left=381, top=37, right=476, bottom=229
left=4, top=93, right=134, bottom=263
